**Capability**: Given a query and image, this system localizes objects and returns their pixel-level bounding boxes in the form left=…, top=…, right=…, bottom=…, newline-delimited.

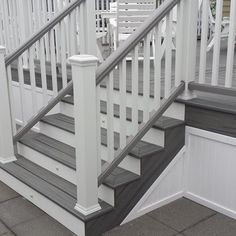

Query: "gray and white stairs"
left=0, top=95, right=185, bottom=236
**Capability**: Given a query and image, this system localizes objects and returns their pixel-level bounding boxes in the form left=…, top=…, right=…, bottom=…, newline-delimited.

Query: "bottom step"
left=0, top=156, right=113, bottom=236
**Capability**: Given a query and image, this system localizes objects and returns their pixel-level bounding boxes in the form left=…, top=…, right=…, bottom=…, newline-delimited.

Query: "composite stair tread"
left=41, top=113, right=164, bottom=158
left=177, top=95, right=236, bottom=115
left=0, top=155, right=113, bottom=222
left=61, top=96, right=184, bottom=130
left=19, top=132, right=140, bottom=189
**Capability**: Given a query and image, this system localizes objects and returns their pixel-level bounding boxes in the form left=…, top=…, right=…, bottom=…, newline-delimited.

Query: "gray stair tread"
left=177, top=96, right=236, bottom=115
left=0, top=156, right=112, bottom=222
left=19, top=132, right=140, bottom=189
left=41, top=113, right=164, bottom=158
left=61, top=96, right=184, bottom=130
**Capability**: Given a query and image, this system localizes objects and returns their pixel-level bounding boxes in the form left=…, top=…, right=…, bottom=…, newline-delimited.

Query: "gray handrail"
left=5, top=0, right=84, bottom=67
left=96, top=0, right=179, bottom=85
left=98, top=82, right=185, bottom=186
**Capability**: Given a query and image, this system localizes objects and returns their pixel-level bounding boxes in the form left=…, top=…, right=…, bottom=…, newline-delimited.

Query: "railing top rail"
left=96, top=0, right=179, bottom=85
left=5, top=0, right=85, bottom=67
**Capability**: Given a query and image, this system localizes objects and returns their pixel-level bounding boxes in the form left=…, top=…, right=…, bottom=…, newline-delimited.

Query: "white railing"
left=68, top=0, right=198, bottom=215
left=4, top=0, right=96, bottom=128
left=197, top=0, right=236, bottom=89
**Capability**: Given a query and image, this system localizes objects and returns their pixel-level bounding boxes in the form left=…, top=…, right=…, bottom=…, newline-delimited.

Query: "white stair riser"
left=18, top=143, right=116, bottom=206
left=101, top=145, right=140, bottom=175
left=164, top=102, right=185, bottom=121
left=18, top=143, right=76, bottom=184
left=60, top=100, right=185, bottom=122
left=99, top=185, right=115, bottom=206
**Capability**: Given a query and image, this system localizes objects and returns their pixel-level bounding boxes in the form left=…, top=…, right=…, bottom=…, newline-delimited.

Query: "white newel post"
left=179, top=0, right=199, bottom=99
left=69, top=55, right=101, bottom=215
left=0, top=47, right=16, bottom=164
left=79, top=1, right=97, bottom=56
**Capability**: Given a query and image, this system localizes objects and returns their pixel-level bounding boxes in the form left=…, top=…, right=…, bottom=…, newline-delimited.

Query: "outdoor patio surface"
left=0, top=180, right=236, bottom=236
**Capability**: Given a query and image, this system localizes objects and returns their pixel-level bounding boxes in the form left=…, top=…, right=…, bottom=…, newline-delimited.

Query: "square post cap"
left=69, top=55, right=98, bottom=67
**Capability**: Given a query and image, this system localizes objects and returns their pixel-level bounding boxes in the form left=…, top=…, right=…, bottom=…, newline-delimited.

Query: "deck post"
left=179, top=0, right=199, bottom=100
left=69, top=55, right=101, bottom=215
left=79, top=1, right=97, bottom=56
left=0, top=47, right=16, bottom=164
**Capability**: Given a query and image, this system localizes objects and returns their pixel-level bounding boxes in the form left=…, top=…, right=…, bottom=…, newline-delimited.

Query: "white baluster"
left=225, top=0, right=236, bottom=88
left=179, top=0, right=198, bottom=99
left=0, top=47, right=16, bottom=164
left=69, top=55, right=101, bottom=215
left=212, top=0, right=223, bottom=86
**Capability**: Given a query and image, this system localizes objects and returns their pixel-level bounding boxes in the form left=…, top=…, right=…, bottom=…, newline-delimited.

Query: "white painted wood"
left=69, top=55, right=101, bottom=215
left=10, top=79, right=59, bottom=129
left=143, top=33, right=151, bottom=122
left=163, top=102, right=185, bottom=121
left=198, top=0, right=209, bottom=84
left=164, top=11, right=173, bottom=99
left=99, top=184, right=115, bottom=206
left=211, top=0, right=223, bottom=86
left=119, top=59, right=127, bottom=148
left=124, top=147, right=186, bottom=223
left=175, top=1, right=184, bottom=87
left=106, top=73, right=115, bottom=162
left=179, top=0, right=198, bottom=99
left=131, top=46, right=139, bottom=134
left=225, top=0, right=236, bottom=88
left=0, top=168, right=85, bottom=236
left=0, top=47, right=16, bottom=164
left=185, top=127, right=236, bottom=220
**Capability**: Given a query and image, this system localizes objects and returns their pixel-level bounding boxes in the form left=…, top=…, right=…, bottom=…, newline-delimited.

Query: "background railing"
left=196, top=0, right=236, bottom=90
left=4, top=0, right=98, bottom=132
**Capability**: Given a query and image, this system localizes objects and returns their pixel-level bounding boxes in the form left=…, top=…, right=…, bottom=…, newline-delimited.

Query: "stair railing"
left=68, top=0, right=198, bottom=215
left=191, top=0, right=236, bottom=94
left=2, top=0, right=97, bottom=143
left=0, top=0, right=199, bottom=216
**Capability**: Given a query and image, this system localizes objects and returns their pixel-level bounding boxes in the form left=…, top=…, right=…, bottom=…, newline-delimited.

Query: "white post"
left=0, top=47, right=16, bottom=164
left=179, top=0, right=199, bottom=100
left=69, top=55, right=101, bottom=215
left=80, top=1, right=97, bottom=56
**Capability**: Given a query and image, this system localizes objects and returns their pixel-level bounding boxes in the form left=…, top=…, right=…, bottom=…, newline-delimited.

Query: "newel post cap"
left=0, top=46, right=6, bottom=54
left=69, top=55, right=98, bottom=67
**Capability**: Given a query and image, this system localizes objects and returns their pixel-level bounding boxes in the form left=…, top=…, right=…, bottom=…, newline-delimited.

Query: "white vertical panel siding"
left=186, top=127, right=236, bottom=220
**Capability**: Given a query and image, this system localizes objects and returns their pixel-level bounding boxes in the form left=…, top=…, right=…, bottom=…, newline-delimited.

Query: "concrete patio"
left=0, top=180, right=236, bottom=236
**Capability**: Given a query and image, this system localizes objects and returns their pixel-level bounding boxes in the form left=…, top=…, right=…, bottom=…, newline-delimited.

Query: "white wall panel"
left=185, top=127, right=236, bottom=220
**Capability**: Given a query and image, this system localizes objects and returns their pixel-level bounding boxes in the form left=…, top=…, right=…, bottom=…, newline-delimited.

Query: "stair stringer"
left=84, top=124, right=185, bottom=236
left=123, top=146, right=186, bottom=223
